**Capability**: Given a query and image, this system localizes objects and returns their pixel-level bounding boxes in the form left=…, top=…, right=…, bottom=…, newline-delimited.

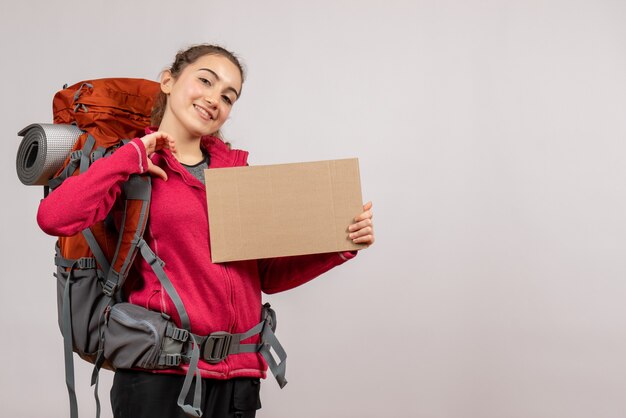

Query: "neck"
left=158, top=115, right=205, bottom=165
left=174, top=140, right=205, bottom=165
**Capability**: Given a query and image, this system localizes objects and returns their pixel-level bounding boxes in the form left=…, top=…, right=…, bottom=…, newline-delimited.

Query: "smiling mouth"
left=194, top=104, right=214, bottom=120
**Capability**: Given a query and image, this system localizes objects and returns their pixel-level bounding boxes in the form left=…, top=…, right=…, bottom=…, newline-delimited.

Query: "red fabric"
left=37, top=130, right=356, bottom=380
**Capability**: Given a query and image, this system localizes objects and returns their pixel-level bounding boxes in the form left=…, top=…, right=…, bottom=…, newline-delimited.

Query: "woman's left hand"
left=348, top=201, right=375, bottom=246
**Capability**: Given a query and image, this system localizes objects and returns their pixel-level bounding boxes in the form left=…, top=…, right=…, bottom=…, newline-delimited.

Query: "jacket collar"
left=145, top=127, right=248, bottom=168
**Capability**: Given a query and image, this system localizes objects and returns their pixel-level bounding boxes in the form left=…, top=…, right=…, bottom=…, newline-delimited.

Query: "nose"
left=204, top=92, right=219, bottom=108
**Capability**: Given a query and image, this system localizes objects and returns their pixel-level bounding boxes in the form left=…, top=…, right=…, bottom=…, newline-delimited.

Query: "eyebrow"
left=199, top=68, right=240, bottom=98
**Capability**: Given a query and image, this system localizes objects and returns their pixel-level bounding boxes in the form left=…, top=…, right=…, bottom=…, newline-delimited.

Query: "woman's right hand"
left=141, top=131, right=176, bottom=181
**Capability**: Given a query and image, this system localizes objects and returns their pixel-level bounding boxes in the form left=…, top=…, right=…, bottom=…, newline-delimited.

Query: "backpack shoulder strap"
left=88, top=173, right=152, bottom=418
left=102, top=173, right=152, bottom=298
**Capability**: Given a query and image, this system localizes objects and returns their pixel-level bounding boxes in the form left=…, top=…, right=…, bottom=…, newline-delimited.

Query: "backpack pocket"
left=56, top=265, right=108, bottom=362
left=104, top=302, right=181, bottom=370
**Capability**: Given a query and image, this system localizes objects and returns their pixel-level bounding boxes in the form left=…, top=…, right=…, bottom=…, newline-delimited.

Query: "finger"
left=348, top=226, right=373, bottom=240
left=141, top=133, right=156, bottom=154
left=168, top=137, right=177, bottom=153
left=348, top=218, right=373, bottom=232
left=155, top=133, right=168, bottom=146
left=353, top=236, right=373, bottom=245
left=354, top=208, right=373, bottom=222
left=154, top=132, right=175, bottom=151
left=353, top=234, right=374, bottom=245
left=354, top=211, right=372, bottom=222
left=148, top=163, right=168, bottom=181
left=159, top=132, right=174, bottom=144
left=363, top=201, right=373, bottom=211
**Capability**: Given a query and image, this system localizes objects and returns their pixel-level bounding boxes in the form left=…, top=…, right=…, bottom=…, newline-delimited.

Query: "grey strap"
left=103, top=176, right=151, bottom=297
left=54, top=244, right=96, bottom=269
left=110, top=175, right=151, bottom=283
left=239, top=321, right=265, bottom=341
left=137, top=239, right=191, bottom=330
left=82, top=228, right=110, bottom=274
left=90, top=305, right=111, bottom=418
left=192, top=315, right=288, bottom=388
left=61, top=263, right=79, bottom=418
left=176, top=334, right=202, bottom=417
left=48, top=151, right=81, bottom=190
left=93, top=368, right=101, bottom=418
left=48, top=137, right=110, bottom=191
left=259, top=324, right=288, bottom=388
left=91, top=146, right=106, bottom=164
left=123, top=174, right=152, bottom=200
left=137, top=238, right=202, bottom=416
left=73, top=82, right=93, bottom=102
left=80, top=134, right=96, bottom=174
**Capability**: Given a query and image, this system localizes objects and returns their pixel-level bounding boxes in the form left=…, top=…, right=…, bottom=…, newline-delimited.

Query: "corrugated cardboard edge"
left=205, top=158, right=365, bottom=262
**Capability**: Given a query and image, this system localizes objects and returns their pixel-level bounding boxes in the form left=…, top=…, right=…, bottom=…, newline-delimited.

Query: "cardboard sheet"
left=205, top=158, right=364, bottom=262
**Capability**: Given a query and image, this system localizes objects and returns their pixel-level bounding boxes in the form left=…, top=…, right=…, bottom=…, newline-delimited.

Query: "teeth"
left=195, top=105, right=211, bottom=119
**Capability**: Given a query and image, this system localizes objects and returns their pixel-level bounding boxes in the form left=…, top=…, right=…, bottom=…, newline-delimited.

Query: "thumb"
left=148, top=161, right=168, bottom=181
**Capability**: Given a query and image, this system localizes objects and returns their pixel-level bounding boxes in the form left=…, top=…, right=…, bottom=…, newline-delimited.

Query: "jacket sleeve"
left=37, top=138, right=149, bottom=237
left=258, top=251, right=357, bottom=294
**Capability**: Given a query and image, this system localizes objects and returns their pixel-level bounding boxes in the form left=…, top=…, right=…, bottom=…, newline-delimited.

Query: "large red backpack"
left=50, top=79, right=160, bottom=274
left=18, top=78, right=286, bottom=418
left=48, top=79, right=163, bottom=418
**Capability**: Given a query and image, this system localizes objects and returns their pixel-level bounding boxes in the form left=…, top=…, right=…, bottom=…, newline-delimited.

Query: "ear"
left=160, top=70, right=174, bottom=94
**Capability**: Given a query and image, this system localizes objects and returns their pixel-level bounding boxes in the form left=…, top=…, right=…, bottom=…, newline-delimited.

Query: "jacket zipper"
left=222, top=264, right=237, bottom=374
left=162, top=152, right=205, bottom=189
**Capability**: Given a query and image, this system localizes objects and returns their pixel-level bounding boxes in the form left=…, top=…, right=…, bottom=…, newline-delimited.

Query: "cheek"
left=218, top=105, right=232, bottom=121
left=185, top=84, right=203, bottom=99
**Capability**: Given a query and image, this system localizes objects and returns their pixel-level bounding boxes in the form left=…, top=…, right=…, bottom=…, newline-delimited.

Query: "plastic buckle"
left=76, top=257, right=96, bottom=269
left=171, top=328, right=189, bottom=342
left=70, top=150, right=82, bottom=161
left=102, top=279, right=117, bottom=297
left=163, top=353, right=181, bottom=367
left=202, top=331, right=233, bottom=364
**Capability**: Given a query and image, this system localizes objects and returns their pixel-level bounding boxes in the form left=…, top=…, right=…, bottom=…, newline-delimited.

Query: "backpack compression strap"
left=58, top=254, right=84, bottom=418
left=137, top=238, right=203, bottom=417
left=48, top=133, right=96, bottom=191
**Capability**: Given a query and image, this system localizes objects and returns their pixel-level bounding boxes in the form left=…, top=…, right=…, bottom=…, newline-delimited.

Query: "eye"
left=199, top=77, right=212, bottom=86
left=222, top=95, right=233, bottom=105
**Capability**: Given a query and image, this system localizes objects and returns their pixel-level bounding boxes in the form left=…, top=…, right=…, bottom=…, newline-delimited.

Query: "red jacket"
left=37, top=132, right=355, bottom=380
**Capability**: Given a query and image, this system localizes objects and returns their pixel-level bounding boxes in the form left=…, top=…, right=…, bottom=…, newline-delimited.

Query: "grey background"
left=2, top=1, right=626, bottom=417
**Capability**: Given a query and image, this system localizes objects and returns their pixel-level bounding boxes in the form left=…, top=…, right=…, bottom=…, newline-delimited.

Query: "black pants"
left=111, top=369, right=261, bottom=418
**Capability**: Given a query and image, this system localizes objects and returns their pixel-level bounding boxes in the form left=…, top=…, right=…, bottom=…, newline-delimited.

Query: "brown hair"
left=151, top=44, right=245, bottom=139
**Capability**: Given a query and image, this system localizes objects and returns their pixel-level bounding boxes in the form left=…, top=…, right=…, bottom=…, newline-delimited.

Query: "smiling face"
left=159, top=53, right=243, bottom=141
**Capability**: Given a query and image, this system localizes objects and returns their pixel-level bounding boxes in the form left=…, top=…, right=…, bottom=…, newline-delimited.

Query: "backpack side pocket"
left=56, top=265, right=108, bottom=362
left=104, top=302, right=181, bottom=370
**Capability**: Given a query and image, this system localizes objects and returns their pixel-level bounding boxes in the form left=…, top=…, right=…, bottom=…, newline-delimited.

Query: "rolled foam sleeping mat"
left=16, top=123, right=83, bottom=186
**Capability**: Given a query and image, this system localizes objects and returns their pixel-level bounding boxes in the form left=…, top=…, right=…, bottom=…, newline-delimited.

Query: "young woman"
left=38, top=44, right=374, bottom=418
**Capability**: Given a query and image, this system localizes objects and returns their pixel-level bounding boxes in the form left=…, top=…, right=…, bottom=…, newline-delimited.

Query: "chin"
left=188, top=125, right=216, bottom=139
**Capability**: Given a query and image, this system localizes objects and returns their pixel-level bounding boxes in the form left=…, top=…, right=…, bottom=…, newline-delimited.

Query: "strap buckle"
left=202, top=331, right=233, bottom=364
left=102, top=279, right=117, bottom=297
left=76, top=257, right=96, bottom=269
left=166, top=325, right=189, bottom=342
left=159, top=353, right=182, bottom=367
left=70, top=150, right=82, bottom=161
